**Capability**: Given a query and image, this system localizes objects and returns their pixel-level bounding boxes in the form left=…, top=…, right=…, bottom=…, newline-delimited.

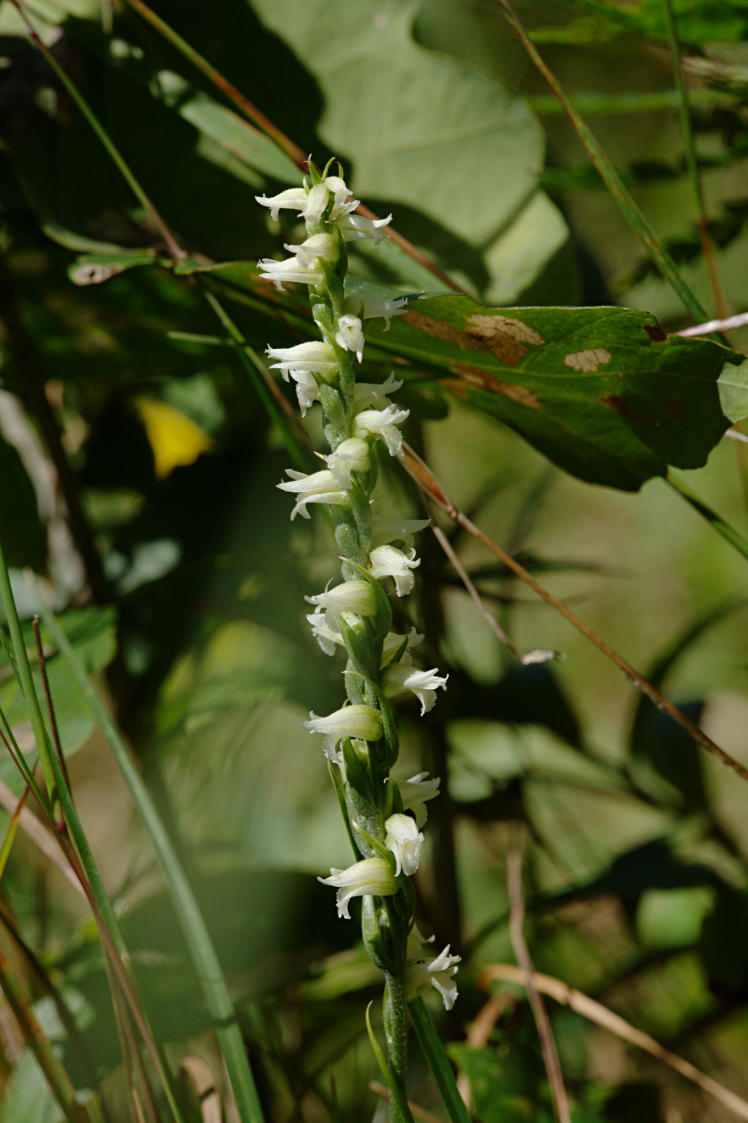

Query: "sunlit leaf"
left=252, top=0, right=567, bottom=302
left=369, top=295, right=736, bottom=490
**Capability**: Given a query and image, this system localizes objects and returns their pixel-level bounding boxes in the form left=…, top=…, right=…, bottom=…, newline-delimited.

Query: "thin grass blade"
left=408, top=998, right=471, bottom=1123
left=36, top=597, right=266, bottom=1123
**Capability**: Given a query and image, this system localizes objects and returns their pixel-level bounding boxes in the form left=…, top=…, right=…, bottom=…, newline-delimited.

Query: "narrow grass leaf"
left=409, top=998, right=472, bottom=1123
left=36, top=599, right=267, bottom=1123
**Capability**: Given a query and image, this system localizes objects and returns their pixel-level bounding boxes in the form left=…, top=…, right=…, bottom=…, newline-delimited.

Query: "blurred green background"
left=1, top=1, right=748, bottom=1120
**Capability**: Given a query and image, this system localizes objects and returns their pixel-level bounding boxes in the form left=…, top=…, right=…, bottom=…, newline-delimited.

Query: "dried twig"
left=481, top=963, right=748, bottom=1121
left=430, top=524, right=556, bottom=666
left=180, top=1056, right=222, bottom=1123
left=677, top=311, right=748, bottom=336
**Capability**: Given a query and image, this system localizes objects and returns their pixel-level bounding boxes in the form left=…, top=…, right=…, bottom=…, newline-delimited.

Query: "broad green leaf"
left=448, top=1043, right=546, bottom=1123
left=718, top=356, right=748, bottom=421
left=636, top=886, right=713, bottom=949
left=0, top=607, right=116, bottom=794
left=251, top=0, right=568, bottom=303
left=0, top=1050, right=63, bottom=1123
left=368, top=295, right=735, bottom=490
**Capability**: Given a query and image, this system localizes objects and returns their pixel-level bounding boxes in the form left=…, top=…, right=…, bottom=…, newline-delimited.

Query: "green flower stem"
left=384, top=970, right=410, bottom=1122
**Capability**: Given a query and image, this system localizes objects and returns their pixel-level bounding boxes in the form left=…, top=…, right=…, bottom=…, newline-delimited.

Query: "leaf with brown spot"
left=365, top=293, right=741, bottom=491
left=563, top=348, right=611, bottom=372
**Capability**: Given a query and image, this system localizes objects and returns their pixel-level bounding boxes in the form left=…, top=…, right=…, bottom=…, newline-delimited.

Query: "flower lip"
left=338, top=212, right=392, bottom=243
left=266, top=340, right=337, bottom=376
left=383, top=664, right=449, bottom=716
left=318, top=856, right=397, bottom=918
left=354, top=404, right=410, bottom=457
left=304, top=577, right=376, bottom=629
left=303, top=703, right=383, bottom=760
left=406, top=942, right=461, bottom=1010
left=255, top=187, right=308, bottom=220
left=257, top=254, right=326, bottom=291
left=305, top=609, right=342, bottom=656
left=283, top=232, right=338, bottom=268
left=397, top=771, right=440, bottom=828
left=335, top=314, right=365, bottom=362
left=276, top=468, right=349, bottom=520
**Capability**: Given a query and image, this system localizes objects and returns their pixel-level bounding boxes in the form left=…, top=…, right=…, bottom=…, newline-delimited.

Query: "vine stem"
left=506, top=840, right=571, bottom=1123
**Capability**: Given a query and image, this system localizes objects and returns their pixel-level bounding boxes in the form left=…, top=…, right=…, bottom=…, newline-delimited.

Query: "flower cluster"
left=257, top=164, right=457, bottom=1012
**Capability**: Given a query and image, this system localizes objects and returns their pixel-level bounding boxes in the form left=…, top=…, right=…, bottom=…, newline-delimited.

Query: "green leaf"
left=155, top=70, right=299, bottom=183
left=0, top=607, right=116, bottom=793
left=717, top=356, right=748, bottom=422
left=0, top=1049, right=64, bottom=1123
left=448, top=1043, right=543, bottom=1123
left=634, top=0, right=748, bottom=44
left=369, top=295, right=735, bottom=490
left=251, top=0, right=567, bottom=302
left=68, top=251, right=158, bottom=285
left=628, top=601, right=744, bottom=808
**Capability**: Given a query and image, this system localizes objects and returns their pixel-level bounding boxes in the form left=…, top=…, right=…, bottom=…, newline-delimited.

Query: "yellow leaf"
left=134, top=397, right=213, bottom=478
